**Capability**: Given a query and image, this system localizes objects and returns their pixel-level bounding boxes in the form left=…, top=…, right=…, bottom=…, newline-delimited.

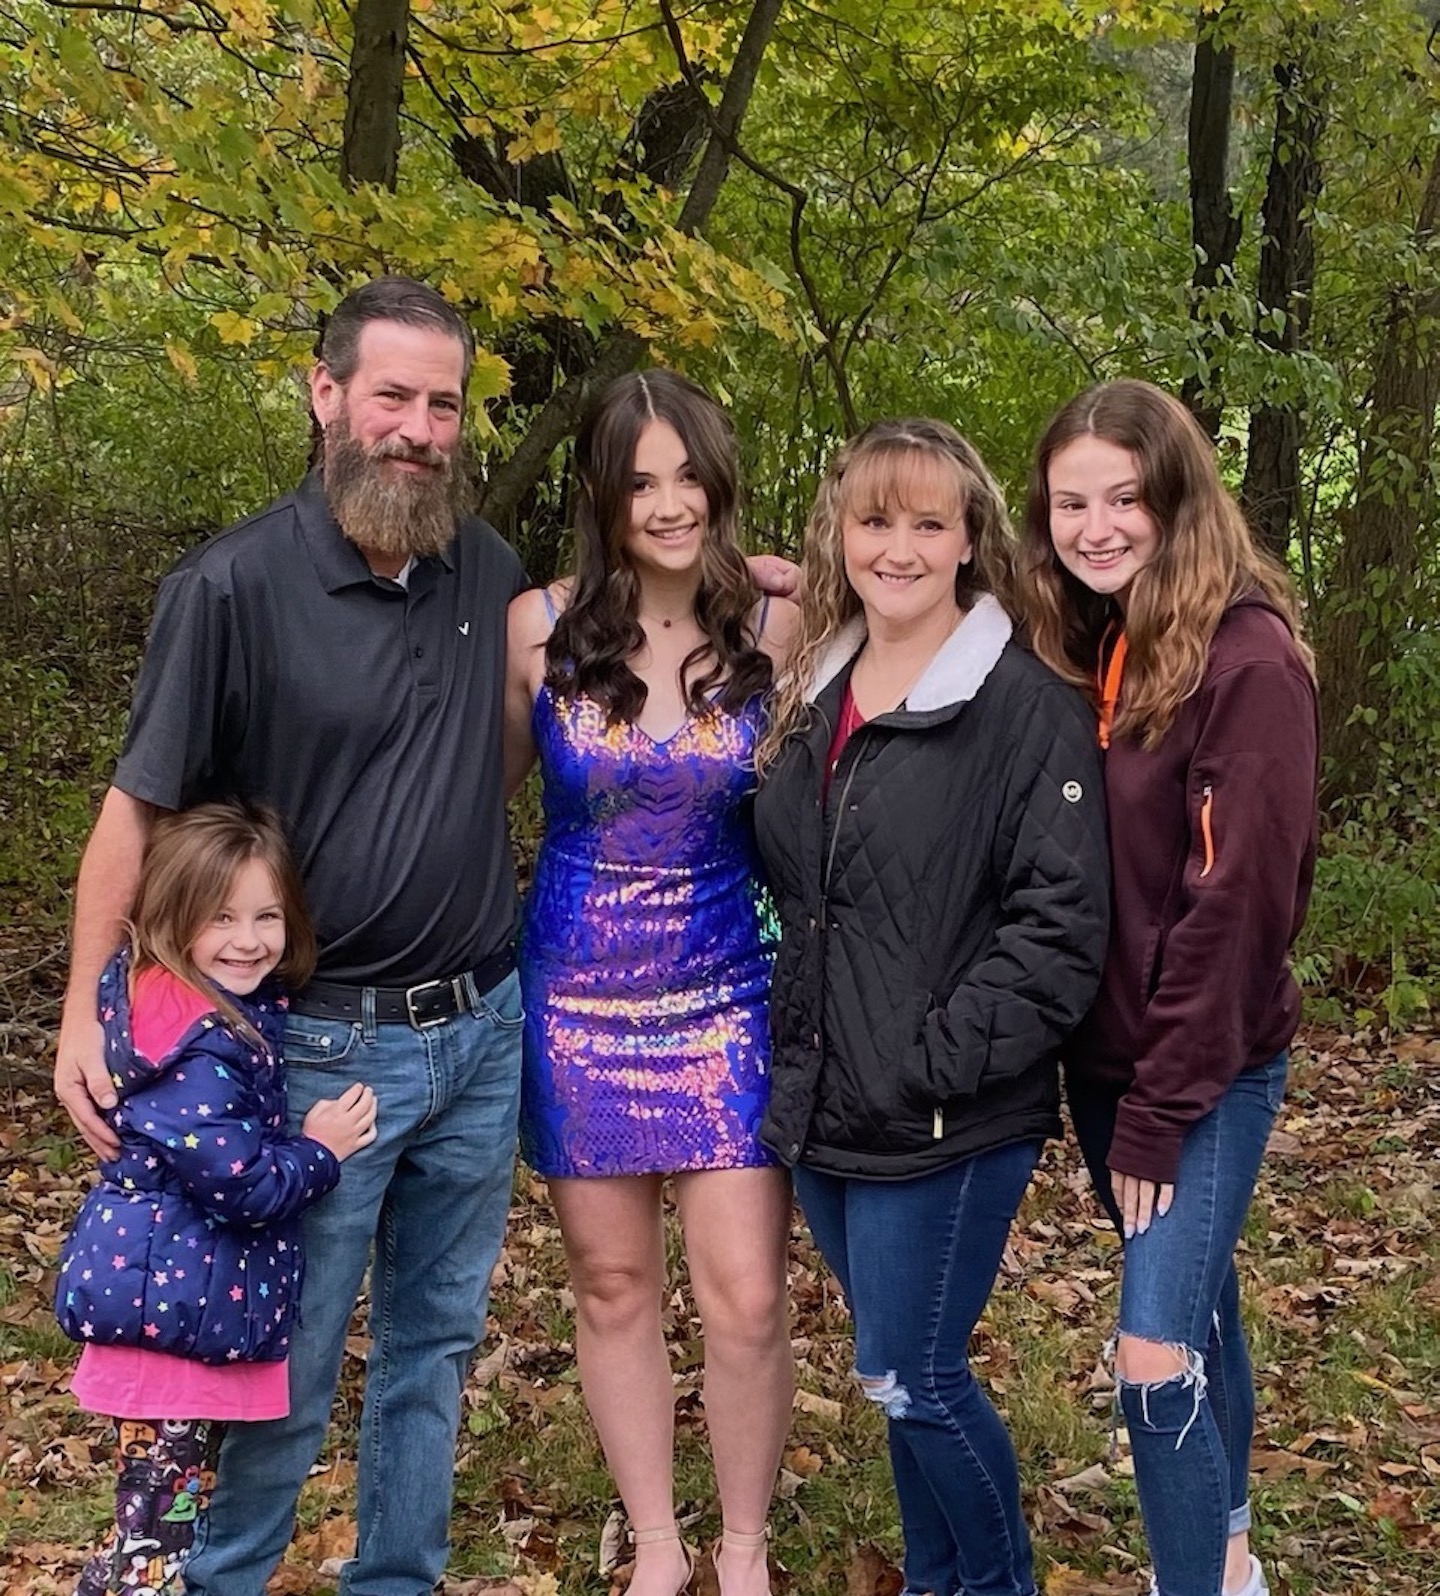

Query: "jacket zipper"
left=821, top=740, right=864, bottom=899
left=810, top=739, right=864, bottom=1058
left=1199, top=783, right=1215, bottom=878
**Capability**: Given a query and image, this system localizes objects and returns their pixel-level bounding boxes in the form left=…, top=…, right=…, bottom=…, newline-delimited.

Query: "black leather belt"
left=291, top=949, right=515, bottom=1030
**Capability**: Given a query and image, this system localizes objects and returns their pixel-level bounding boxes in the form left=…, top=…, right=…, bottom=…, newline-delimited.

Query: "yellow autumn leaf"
left=15, top=346, right=57, bottom=391
left=487, top=283, right=520, bottom=321
left=210, top=310, right=258, bottom=346
left=299, top=53, right=322, bottom=104
left=165, top=341, right=199, bottom=383
left=529, top=113, right=562, bottom=154
left=466, top=349, right=511, bottom=402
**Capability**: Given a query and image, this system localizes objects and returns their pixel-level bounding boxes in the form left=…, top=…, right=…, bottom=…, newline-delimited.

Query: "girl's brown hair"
left=545, top=369, right=772, bottom=722
left=130, top=803, right=316, bottom=1043
left=757, top=418, right=1017, bottom=773
left=1017, top=378, right=1313, bottom=746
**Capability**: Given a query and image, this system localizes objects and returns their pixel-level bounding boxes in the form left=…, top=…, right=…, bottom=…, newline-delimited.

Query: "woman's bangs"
left=843, top=449, right=965, bottom=522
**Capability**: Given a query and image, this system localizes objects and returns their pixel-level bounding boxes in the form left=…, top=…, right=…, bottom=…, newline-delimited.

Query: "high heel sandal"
left=630, top=1524, right=695, bottom=1595
left=711, top=1526, right=771, bottom=1595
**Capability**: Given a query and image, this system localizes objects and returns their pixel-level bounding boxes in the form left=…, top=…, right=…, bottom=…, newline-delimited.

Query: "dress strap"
left=541, top=585, right=560, bottom=623
left=756, top=592, right=772, bottom=638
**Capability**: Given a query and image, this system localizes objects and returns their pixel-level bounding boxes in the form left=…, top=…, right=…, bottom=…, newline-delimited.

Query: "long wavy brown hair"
left=756, top=418, right=1017, bottom=774
left=545, top=369, right=771, bottom=722
left=130, top=803, right=316, bottom=1046
left=1016, top=378, right=1313, bottom=748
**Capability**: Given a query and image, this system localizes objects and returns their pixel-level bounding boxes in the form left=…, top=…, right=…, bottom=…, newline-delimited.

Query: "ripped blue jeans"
left=795, top=1141, right=1040, bottom=1596
left=1069, top=1052, right=1288, bottom=1596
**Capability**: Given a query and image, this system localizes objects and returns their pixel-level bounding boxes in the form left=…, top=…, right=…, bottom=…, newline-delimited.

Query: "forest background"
left=1, top=1, right=1438, bottom=1593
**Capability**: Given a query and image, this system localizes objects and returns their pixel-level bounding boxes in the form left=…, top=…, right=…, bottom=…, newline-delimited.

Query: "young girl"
left=1017, top=379, right=1318, bottom=1596
left=55, top=803, right=377, bottom=1596
left=754, top=419, right=1110, bottom=1596
left=504, top=369, right=797, bottom=1596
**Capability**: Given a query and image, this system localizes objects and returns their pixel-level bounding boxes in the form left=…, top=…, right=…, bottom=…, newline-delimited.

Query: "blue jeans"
left=1068, top=1052, right=1287, bottom=1596
left=184, top=971, right=524, bottom=1596
left=795, top=1143, right=1040, bottom=1596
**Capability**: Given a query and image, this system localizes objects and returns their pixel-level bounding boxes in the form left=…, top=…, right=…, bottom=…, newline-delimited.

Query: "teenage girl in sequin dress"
left=503, top=370, right=798, bottom=1596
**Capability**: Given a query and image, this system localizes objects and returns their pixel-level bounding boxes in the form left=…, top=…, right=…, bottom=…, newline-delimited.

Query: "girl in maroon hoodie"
left=1016, top=380, right=1318, bottom=1596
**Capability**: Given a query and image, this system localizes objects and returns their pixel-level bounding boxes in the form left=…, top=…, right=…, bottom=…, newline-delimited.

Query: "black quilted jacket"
left=756, top=597, right=1111, bottom=1179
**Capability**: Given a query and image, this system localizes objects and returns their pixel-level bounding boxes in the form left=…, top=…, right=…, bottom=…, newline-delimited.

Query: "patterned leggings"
left=76, top=1418, right=222, bottom=1596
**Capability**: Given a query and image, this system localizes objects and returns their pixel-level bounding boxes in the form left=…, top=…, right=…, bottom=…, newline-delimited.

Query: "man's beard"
left=321, top=413, right=471, bottom=563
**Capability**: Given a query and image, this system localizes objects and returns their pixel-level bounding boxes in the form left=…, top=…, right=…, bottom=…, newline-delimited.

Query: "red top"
left=824, top=682, right=866, bottom=799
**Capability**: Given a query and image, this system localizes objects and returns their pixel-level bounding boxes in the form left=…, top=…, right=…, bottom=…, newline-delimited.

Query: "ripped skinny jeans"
left=795, top=1141, right=1040, bottom=1596
left=1068, top=1052, right=1288, bottom=1596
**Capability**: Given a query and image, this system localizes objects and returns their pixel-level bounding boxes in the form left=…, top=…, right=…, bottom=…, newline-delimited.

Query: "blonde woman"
left=1016, top=379, right=1318, bottom=1596
left=754, top=419, right=1110, bottom=1596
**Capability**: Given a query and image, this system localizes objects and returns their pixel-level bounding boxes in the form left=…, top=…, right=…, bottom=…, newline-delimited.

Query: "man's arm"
left=746, top=552, right=801, bottom=600
left=55, top=787, right=161, bottom=1158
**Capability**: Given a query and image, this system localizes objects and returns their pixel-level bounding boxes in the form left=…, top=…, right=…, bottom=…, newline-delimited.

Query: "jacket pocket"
left=1140, top=922, right=1166, bottom=1005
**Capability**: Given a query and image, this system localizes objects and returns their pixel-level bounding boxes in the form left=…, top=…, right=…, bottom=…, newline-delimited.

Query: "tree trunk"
left=478, top=0, right=784, bottom=533
left=1241, top=46, right=1325, bottom=561
left=342, top=0, right=410, bottom=191
left=1181, top=6, right=1243, bottom=439
left=1318, top=138, right=1440, bottom=808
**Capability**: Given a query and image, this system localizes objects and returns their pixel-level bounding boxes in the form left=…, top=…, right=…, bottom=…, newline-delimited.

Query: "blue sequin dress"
left=519, top=686, right=777, bottom=1178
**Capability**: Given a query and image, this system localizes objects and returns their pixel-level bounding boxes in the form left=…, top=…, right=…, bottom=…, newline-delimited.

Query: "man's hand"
left=1110, top=1169, right=1175, bottom=1239
left=746, top=552, right=801, bottom=599
left=55, top=1011, right=120, bottom=1161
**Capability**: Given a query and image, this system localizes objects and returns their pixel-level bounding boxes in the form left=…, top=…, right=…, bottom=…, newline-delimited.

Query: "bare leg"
left=675, top=1167, right=794, bottom=1596
left=549, top=1175, right=691, bottom=1596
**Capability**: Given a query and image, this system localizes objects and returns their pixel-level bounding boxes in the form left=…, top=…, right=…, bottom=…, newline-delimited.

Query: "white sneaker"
left=1148, top=1555, right=1269, bottom=1596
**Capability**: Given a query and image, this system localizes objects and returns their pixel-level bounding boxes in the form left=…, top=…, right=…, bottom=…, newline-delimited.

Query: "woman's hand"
left=1110, top=1169, right=1175, bottom=1238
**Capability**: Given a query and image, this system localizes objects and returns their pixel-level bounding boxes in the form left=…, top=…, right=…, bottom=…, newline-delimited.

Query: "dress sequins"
left=519, top=688, right=776, bottom=1177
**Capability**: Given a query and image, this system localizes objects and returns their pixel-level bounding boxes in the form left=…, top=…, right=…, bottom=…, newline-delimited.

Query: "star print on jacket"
left=56, top=947, right=341, bottom=1364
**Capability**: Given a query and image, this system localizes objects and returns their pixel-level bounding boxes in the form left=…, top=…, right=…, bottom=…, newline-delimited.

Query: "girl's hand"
left=1110, top=1169, right=1175, bottom=1239
left=303, top=1082, right=378, bottom=1162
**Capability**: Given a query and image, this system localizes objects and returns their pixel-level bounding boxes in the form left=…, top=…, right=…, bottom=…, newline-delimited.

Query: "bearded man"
left=54, top=278, right=528, bottom=1596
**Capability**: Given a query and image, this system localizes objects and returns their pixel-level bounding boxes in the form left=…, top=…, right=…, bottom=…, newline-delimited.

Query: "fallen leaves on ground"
left=2, top=1024, right=1436, bottom=1594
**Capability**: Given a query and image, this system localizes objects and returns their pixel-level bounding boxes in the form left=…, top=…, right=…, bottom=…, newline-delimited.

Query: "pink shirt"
left=71, top=1344, right=290, bottom=1421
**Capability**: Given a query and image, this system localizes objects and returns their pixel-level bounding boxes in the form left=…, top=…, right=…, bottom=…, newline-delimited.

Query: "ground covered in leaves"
left=2, top=1027, right=1436, bottom=1596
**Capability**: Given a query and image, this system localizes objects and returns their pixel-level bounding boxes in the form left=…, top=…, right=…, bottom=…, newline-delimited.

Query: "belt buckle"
left=404, top=977, right=461, bottom=1030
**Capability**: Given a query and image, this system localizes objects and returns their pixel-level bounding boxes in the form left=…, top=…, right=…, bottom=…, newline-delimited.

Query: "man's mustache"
left=368, top=437, right=449, bottom=469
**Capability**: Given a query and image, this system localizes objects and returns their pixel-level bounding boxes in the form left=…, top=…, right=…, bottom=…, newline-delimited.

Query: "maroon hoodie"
left=1065, top=592, right=1319, bottom=1185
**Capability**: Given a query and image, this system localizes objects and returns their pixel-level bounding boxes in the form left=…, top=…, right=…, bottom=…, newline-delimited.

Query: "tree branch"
left=479, top=0, right=786, bottom=526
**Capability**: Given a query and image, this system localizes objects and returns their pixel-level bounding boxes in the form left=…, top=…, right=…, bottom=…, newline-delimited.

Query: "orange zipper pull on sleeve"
left=1199, top=784, right=1215, bottom=878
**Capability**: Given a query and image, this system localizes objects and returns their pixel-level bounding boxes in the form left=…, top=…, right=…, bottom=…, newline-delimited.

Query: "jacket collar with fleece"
left=804, top=592, right=1014, bottom=723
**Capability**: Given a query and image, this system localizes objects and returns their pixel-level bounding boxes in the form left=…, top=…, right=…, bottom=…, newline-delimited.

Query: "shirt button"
left=812, top=1031, right=821, bottom=1048
left=788, top=1143, right=801, bottom=1158
left=413, top=646, right=424, bottom=658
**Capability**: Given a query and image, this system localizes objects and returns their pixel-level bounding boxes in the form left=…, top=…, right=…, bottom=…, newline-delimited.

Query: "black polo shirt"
left=114, top=472, right=528, bottom=986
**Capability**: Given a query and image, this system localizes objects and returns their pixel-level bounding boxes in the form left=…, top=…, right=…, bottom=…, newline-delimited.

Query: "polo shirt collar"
left=294, top=469, right=457, bottom=593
